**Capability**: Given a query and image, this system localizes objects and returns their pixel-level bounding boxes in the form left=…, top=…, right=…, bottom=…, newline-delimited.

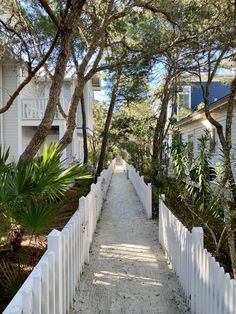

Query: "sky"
left=94, top=62, right=166, bottom=103
left=94, top=89, right=107, bottom=102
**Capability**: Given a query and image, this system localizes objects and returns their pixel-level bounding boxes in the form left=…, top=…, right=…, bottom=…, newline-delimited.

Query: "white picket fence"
left=3, top=160, right=115, bottom=314
left=159, top=195, right=236, bottom=314
left=125, top=162, right=152, bottom=218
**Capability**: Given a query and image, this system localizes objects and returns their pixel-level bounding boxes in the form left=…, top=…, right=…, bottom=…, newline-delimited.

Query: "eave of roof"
left=174, top=94, right=231, bottom=127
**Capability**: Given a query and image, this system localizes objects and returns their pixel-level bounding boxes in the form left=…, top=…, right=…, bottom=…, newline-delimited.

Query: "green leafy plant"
left=0, top=260, right=27, bottom=297
left=171, top=130, right=191, bottom=179
left=0, top=143, right=91, bottom=250
left=170, top=132, right=226, bottom=257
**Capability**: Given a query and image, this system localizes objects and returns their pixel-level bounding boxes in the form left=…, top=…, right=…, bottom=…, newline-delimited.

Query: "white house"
left=0, top=54, right=101, bottom=162
left=170, top=95, right=236, bottom=179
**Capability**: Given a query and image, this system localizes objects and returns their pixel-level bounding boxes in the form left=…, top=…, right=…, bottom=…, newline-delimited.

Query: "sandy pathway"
left=71, top=165, right=190, bottom=314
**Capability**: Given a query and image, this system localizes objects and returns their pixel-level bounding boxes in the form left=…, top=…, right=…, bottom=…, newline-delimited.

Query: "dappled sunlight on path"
left=71, top=165, right=189, bottom=314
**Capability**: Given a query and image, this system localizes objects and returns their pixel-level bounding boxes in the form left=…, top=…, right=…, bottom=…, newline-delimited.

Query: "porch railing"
left=21, top=98, right=65, bottom=120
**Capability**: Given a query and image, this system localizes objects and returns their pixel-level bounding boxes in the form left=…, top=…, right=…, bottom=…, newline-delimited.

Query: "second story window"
left=91, top=77, right=101, bottom=91
left=178, top=86, right=191, bottom=109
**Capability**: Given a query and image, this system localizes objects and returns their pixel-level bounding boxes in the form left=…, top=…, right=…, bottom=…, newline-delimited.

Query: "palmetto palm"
left=0, top=143, right=91, bottom=250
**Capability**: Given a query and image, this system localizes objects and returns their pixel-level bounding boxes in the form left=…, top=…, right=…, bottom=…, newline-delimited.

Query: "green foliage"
left=109, top=101, right=155, bottom=172
left=171, top=130, right=191, bottom=179
left=197, top=102, right=205, bottom=110
left=0, top=143, right=91, bottom=239
left=177, top=105, right=192, bottom=120
left=0, top=261, right=26, bottom=297
left=89, top=100, right=154, bottom=172
left=170, top=131, right=226, bottom=250
left=0, top=147, right=11, bottom=173
left=89, top=101, right=108, bottom=167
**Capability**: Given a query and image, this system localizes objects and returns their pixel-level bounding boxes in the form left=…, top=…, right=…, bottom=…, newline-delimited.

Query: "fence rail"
left=125, top=162, right=152, bottom=218
left=3, top=160, right=115, bottom=314
left=159, top=195, right=236, bottom=314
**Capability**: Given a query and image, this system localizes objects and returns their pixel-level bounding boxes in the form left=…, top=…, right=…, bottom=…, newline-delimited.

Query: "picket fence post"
left=22, top=287, right=33, bottom=313
left=190, top=227, right=204, bottom=314
left=32, top=271, right=42, bottom=314
left=79, top=196, right=89, bottom=265
left=158, top=195, right=164, bottom=246
left=7, top=307, right=21, bottom=314
left=47, top=251, right=56, bottom=314
left=41, top=260, right=50, bottom=314
left=48, top=229, right=63, bottom=314
left=147, top=183, right=152, bottom=218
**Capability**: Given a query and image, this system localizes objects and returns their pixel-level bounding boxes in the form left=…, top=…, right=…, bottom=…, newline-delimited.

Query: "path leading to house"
left=71, top=165, right=190, bottom=314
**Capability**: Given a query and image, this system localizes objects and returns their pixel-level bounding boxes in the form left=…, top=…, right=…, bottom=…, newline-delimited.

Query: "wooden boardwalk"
left=71, top=165, right=189, bottom=314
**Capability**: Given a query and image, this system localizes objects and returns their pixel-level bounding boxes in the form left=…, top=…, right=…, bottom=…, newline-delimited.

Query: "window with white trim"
left=178, top=85, right=191, bottom=109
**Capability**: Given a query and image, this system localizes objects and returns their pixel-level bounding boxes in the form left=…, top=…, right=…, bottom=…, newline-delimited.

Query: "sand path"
left=71, top=165, right=190, bottom=314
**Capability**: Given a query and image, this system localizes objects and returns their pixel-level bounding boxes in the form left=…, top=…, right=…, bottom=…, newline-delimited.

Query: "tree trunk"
left=8, top=224, right=24, bottom=252
left=95, top=79, right=119, bottom=179
left=152, top=74, right=172, bottom=177
left=58, top=80, right=85, bottom=150
left=203, top=72, right=236, bottom=277
left=81, top=92, right=88, bottom=164
left=19, top=1, right=86, bottom=163
left=224, top=203, right=236, bottom=278
left=152, top=110, right=167, bottom=176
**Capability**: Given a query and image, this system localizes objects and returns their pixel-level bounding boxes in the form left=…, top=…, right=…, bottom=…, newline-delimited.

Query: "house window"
left=178, top=85, right=191, bottom=109
left=91, top=77, right=101, bottom=90
left=209, top=128, right=216, bottom=154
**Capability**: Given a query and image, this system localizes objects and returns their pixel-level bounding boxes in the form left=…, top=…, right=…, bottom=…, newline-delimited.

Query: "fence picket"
left=48, top=230, right=63, bottom=314
left=41, top=260, right=50, bottom=314
left=22, top=287, right=33, bottom=313
left=32, top=272, right=41, bottom=314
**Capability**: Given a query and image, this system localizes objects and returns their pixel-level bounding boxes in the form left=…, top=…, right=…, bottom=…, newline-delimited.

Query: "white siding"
left=85, top=80, right=94, bottom=133
left=66, top=143, right=73, bottom=163
left=2, top=64, right=18, bottom=161
left=78, top=135, right=84, bottom=162
left=76, top=81, right=93, bottom=135
left=62, top=81, right=72, bottom=104
left=22, top=126, right=59, bottom=153
left=0, top=59, right=94, bottom=162
left=178, top=105, right=236, bottom=180
left=20, top=76, right=38, bottom=99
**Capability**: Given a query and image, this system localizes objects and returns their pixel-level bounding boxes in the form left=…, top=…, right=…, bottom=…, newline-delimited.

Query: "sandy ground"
left=71, top=165, right=190, bottom=314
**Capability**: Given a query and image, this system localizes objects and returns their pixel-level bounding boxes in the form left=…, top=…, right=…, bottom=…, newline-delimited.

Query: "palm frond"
left=0, top=143, right=91, bottom=239
left=18, top=199, right=61, bottom=234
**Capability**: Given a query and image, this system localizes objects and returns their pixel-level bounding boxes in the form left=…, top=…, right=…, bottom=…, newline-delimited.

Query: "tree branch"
left=0, top=19, right=32, bottom=67
left=38, top=0, right=63, bottom=30
left=0, top=33, right=59, bottom=114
